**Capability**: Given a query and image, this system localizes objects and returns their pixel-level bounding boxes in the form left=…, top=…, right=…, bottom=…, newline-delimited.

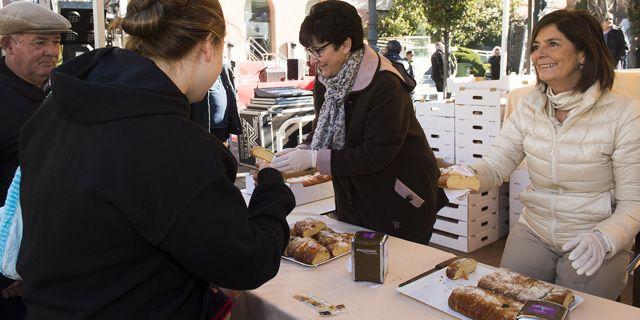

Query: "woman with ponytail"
left=16, top=0, right=295, bottom=318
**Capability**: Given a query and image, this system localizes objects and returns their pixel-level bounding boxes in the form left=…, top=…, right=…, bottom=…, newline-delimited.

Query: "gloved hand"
left=440, top=164, right=477, bottom=201
left=271, top=149, right=317, bottom=174
left=274, top=144, right=309, bottom=157
left=562, top=231, right=609, bottom=276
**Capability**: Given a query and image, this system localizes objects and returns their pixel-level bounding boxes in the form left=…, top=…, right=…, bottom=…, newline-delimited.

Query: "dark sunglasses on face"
left=305, top=42, right=331, bottom=58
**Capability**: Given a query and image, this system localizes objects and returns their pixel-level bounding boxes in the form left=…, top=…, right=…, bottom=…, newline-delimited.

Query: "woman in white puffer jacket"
left=469, top=10, right=640, bottom=299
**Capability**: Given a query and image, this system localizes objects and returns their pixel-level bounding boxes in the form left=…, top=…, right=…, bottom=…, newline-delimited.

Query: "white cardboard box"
left=438, top=196, right=498, bottom=221
left=449, top=74, right=537, bottom=91
left=417, top=115, right=455, bottom=133
left=509, top=198, right=524, bottom=216
left=455, top=104, right=505, bottom=122
left=455, top=88, right=503, bottom=106
left=431, top=226, right=499, bottom=253
left=425, top=130, right=455, bottom=147
left=509, top=211, right=521, bottom=230
left=434, top=211, right=499, bottom=237
left=245, top=173, right=334, bottom=206
left=454, top=117, right=501, bottom=135
left=455, top=132, right=498, bottom=155
left=426, top=130, right=455, bottom=149
left=415, top=101, right=455, bottom=118
left=449, top=187, right=498, bottom=207
left=446, top=76, right=475, bottom=92
left=455, top=151, right=485, bottom=166
left=431, top=145, right=456, bottom=160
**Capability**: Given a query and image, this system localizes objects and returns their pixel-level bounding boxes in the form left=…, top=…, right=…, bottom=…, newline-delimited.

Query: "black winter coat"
left=17, top=48, right=295, bottom=319
left=605, top=26, right=629, bottom=62
left=0, top=57, right=46, bottom=201
left=308, top=56, right=447, bottom=244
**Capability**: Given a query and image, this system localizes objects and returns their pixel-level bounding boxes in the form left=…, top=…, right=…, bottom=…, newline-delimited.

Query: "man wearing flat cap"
left=0, top=2, right=72, bottom=318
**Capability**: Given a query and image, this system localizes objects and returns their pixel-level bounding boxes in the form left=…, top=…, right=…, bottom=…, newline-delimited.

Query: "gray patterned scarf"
left=310, top=49, right=364, bottom=150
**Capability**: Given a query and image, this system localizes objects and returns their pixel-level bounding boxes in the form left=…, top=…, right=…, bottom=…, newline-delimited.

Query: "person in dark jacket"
left=405, top=50, right=415, bottom=79
left=16, top=0, right=295, bottom=319
left=601, top=13, right=629, bottom=69
left=0, top=2, right=73, bottom=318
left=383, top=40, right=413, bottom=79
left=272, top=0, right=447, bottom=245
left=191, top=63, right=242, bottom=143
left=430, top=42, right=445, bottom=92
left=488, top=46, right=501, bottom=80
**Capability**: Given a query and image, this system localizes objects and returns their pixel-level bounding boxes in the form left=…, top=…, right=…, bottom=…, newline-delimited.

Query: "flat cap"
left=0, top=1, right=72, bottom=35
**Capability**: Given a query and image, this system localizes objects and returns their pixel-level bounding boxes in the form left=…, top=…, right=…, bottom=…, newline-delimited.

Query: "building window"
left=245, top=0, right=272, bottom=60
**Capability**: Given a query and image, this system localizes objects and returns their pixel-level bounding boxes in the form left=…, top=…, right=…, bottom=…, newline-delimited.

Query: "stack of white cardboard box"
left=415, top=101, right=455, bottom=165
left=416, top=76, right=535, bottom=252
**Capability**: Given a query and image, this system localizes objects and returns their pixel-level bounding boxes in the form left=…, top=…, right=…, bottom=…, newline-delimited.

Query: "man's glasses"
left=305, top=42, right=331, bottom=58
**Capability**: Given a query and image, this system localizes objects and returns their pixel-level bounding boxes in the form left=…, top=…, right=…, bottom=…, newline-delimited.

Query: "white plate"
left=396, top=264, right=583, bottom=320
left=282, top=251, right=351, bottom=267
left=283, top=224, right=353, bottom=267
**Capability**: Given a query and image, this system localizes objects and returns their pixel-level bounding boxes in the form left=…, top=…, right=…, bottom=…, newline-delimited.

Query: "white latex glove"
left=271, top=149, right=317, bottom=174
left=562, top=231, right=609, bottom=276
left=441, top=165, right=476, bottom=201
left=274, top=144, right=308, bottom=157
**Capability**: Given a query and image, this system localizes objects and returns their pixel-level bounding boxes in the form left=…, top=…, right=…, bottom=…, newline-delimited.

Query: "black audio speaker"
left=59, top=1, right=101, bottom=45
left=287, top=59, right=305, bottom=80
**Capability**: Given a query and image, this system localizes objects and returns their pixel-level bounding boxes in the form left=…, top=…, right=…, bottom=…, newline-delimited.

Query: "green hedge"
left=453, top=47, right=486, bottom=77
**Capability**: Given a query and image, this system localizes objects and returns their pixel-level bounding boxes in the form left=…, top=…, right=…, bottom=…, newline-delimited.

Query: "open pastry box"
left=244, top=172, right=334, bottom=205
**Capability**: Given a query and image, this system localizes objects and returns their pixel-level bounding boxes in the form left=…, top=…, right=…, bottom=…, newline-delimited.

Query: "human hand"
left=271, top=149, right=317, bottom=174
left=255, top=158, right=271, bottom=171
left=1, top=280, right=22, bottom=299
left=251, top=159, right=271, bottom=186
left=438, top=165, right=479, bottom=201
left=274, top=144, right=309, bottom=157
left=562, top=232, right=607, bottom=276
left=441, top=165, right=476, bottom=177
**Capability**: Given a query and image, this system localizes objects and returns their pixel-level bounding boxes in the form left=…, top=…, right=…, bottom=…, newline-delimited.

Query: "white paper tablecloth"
left=231, top=212, right=640, bottom=319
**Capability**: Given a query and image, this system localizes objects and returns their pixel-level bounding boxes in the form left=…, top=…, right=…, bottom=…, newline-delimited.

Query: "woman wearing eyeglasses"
left=271, top=0, right=447, bottom=245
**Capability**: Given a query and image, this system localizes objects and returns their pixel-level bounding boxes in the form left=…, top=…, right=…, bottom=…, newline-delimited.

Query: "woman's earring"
left=577, top=62, right=584, bottom=71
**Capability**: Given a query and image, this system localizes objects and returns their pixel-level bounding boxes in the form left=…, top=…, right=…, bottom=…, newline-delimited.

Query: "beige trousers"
left=501, top=223, right=631, bottom=300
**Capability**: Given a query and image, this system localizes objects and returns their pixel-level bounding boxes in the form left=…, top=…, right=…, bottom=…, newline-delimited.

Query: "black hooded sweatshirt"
left=17, top=47, right=295, bottom=319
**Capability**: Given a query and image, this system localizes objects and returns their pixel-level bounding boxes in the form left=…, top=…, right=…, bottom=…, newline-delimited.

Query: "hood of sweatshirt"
left=51, top=47, right=191, bottom=124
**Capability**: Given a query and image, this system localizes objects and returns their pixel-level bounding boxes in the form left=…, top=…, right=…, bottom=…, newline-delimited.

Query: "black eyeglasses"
left=305, top=42, right=331, bottom=58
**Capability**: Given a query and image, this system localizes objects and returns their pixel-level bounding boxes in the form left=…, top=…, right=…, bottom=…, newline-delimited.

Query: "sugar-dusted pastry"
left=313, top=229, right=351, bottom=257
left=285, top=236, right=331, bottom=265
left=445, top=258, right=478, bottom=280
left=448, top=286, right=523, bottom=320
left=286, top=172, right=332, bottom=187
left=477, top=268, right=574, bottom=306
left=543, top=287, right=575, bottom=308
left=291, top=218, right=327, bottom=237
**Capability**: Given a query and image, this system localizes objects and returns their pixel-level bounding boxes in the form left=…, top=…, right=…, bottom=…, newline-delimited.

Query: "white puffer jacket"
left=471, top=83, right=640, bottom=257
